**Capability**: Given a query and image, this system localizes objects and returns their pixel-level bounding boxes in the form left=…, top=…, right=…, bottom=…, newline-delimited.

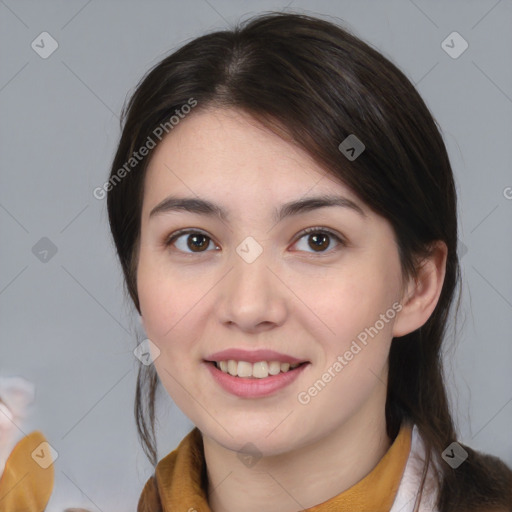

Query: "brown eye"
left=186, top=233, right=210, bottom=252
left=308, top=232, right=329, bottom=251
left=293, top=228, right=345, bottom=254
left=166, top=230, right=216, bottom=253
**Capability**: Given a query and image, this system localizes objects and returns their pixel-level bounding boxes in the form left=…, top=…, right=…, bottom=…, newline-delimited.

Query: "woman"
left=106, top=12, right=512, bottom=512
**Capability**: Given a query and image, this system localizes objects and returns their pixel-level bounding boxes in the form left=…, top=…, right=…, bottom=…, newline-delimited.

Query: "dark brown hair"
left=106, top=12, right=512, bottom=511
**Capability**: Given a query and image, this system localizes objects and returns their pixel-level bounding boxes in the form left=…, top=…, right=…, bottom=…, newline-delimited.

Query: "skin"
left=137, top=107, right=447, bottom=512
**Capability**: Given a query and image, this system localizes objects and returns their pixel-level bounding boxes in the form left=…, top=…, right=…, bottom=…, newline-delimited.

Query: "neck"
left=203, top=384, right=391, bottom=512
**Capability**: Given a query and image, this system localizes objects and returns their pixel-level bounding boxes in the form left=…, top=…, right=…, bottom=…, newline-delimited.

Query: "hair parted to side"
left=106, top=12, right=512, bottom=511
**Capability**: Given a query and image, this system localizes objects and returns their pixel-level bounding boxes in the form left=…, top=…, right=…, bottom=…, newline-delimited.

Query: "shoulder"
left=137, top=427, right=202, bottom=511
left=391, top=425, right=512, bottom=512
left=137, top=474, right=162, bottom=512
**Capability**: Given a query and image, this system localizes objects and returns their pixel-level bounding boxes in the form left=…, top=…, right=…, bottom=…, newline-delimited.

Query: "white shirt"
left=390, top=425, right=440, bottom=512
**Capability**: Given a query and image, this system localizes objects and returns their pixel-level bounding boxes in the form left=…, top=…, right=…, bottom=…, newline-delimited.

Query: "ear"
left=392, top=240, right=448, bottom=338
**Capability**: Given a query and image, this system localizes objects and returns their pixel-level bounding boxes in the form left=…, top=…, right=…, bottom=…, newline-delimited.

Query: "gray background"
left=1, top=0, right=511, bottom=510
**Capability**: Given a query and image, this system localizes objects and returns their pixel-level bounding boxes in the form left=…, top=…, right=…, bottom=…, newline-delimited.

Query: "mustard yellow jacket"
left=0, top=430, right=54, bottom=511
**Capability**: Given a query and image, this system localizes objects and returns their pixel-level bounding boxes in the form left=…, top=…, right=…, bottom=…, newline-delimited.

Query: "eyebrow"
left=149, top=194, right=367, bottom=223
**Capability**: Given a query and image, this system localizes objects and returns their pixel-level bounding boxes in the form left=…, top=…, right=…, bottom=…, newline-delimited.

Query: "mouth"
left=204, top=359, right=310, bottom=398
left=204, top=360, right=309, bottom=379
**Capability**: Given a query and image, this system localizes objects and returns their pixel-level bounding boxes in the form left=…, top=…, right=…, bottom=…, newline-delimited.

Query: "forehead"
left=144, top=108, right=360, bottom=205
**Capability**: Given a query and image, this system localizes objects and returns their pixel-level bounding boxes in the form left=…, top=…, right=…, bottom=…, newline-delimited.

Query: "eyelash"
left=163, top=226, right=346, bottom=257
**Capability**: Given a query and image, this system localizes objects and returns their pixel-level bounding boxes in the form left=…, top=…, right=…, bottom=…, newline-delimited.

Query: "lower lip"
left=204, top=361, right=310, bottom=398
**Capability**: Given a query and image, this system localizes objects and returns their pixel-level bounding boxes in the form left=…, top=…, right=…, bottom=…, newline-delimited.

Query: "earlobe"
left=392, top=241, right=448, bottom=338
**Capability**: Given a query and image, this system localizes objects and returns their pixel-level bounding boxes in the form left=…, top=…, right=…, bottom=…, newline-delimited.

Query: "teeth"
left=268, top=361, right=281, bottom=375
left=227, top=360, right=238, bottom=376
left=214, top=360, right=302, bottom=378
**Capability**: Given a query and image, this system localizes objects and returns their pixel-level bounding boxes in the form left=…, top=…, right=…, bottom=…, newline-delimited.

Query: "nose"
left=216, top=242, right=288, bottom=333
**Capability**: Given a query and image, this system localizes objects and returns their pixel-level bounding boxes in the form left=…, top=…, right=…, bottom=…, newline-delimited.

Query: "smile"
left=213, top=360, right=303, bottom=378
left=204, top=360, right=310, bottom=398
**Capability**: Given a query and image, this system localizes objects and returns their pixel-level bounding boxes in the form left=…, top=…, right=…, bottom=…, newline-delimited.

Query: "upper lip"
left=205, top=349, right=308, bottom=364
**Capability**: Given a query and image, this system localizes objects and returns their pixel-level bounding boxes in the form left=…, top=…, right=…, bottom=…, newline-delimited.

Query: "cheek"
left=136, top=250, right=213, bottom=362
left=305, top=257, right=399, bottom=365
left=137, top=248, right=184, bottom=347
left=137, top=271, right=171, bottom=340
left=299, top=276, right=396, bottom=417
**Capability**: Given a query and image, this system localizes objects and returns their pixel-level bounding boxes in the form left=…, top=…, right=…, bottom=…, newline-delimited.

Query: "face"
left=137, top=107, right=405, bottom=455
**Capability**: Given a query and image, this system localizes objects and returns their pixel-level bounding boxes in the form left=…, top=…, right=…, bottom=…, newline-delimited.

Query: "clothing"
left=138, top=422, right=440, bottom=512
left=0, top=375, right=36, bottom=478
left=0, top=430, right=54, bottom=512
